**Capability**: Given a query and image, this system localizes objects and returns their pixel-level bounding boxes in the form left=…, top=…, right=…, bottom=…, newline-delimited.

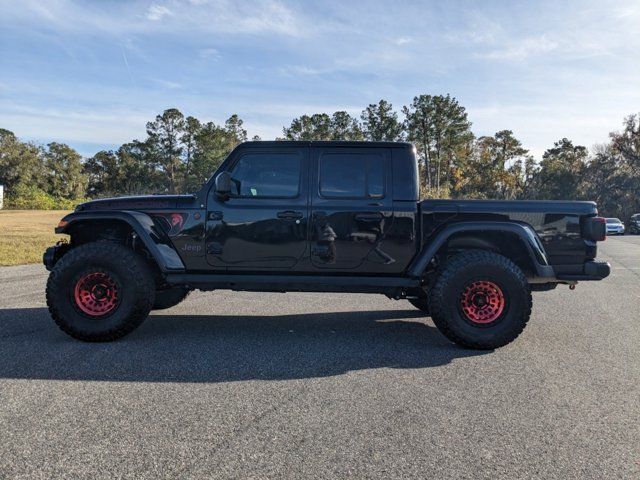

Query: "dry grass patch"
left=0, top=210, right=71, bottom=266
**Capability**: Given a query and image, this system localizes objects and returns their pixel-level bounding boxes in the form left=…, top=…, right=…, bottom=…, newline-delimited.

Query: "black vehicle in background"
left=43, top=141, right=610, bottom=349
left=628, top=214, right=640, bottom=234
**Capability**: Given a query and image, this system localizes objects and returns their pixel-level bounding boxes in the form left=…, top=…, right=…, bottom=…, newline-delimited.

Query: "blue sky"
left=1, top=0, right=639, bottom=158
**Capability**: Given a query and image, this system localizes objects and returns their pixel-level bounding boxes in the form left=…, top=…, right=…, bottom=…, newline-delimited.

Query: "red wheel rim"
left=73, top=272, right=119, bottom=317
left=460, top=280, right=505, bottom=324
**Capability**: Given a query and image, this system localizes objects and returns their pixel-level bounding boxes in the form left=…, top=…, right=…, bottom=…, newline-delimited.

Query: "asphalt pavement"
left=0, top=237, right=638, bottom=479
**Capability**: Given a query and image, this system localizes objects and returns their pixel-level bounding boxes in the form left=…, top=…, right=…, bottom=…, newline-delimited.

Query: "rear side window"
left=319, top=153, right=386, bottom=198
left=230, top=152, right=301, bottom=198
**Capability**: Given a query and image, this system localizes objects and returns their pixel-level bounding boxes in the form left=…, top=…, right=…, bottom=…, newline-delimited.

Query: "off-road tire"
left=153, top=287, right=191, bottom=310
left=429, top=250, right=532, bottom=350
left=408, top=297, right=430, bottom=313
left=46, top=241, right=155, bottom=342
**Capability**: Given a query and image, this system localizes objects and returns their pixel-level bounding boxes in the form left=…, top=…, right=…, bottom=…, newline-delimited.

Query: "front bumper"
left=43, top=242, right=70, bottom=271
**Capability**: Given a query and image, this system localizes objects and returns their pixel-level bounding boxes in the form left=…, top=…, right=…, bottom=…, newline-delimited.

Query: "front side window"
left=319, top=153, right=385, bottom=198
left=230, top=152, right=301, bottom=197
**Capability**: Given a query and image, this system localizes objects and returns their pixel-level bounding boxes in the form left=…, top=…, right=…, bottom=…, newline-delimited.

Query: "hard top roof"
left=237, top=140, right=413, bottom=149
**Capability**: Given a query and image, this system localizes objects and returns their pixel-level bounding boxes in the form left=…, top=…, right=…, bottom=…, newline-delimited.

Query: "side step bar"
left=165, top=273, right=420, bottom=294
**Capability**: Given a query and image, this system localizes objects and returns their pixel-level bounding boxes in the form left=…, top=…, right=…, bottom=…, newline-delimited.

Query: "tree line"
left=0, top=96, right=638, bottom=220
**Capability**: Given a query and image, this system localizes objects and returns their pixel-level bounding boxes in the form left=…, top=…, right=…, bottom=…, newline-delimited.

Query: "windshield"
left=606, top=218, right=621, bottom=223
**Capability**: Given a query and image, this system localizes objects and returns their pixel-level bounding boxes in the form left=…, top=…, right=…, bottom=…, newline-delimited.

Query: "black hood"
left=76, top=194, right=198, bottom=211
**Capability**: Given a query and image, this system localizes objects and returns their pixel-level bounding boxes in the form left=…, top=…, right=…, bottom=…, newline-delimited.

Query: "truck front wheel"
left=153, top=287, right=191, bottom=310
left=46, top=241, right=155, bottom=342
left=429, top=250, right=532, bottom=350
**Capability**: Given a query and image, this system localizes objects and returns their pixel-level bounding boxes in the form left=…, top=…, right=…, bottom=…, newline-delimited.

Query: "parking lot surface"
left=0, top=237, right=638, bottom=479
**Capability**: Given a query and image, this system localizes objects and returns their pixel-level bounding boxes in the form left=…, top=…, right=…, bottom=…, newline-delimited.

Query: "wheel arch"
left=55, top=211, right=185, bottom=273
left=407, top=221, right=555, bottom=280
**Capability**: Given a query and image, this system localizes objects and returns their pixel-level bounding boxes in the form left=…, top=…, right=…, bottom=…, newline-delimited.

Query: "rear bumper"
left=555, top=261, right=611, bottom=281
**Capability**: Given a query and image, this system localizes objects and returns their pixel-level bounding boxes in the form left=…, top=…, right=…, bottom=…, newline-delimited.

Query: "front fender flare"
left=56, top=210, right=185, bottom=272
left=407, top=221, right=555, bottom=280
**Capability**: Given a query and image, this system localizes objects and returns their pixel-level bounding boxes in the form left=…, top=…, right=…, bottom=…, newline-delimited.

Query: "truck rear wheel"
left=152, top=287, right=191, bottom=310
left=429, top=250, right=532, bottom=349
left=46, top=241, right=155, bottom=342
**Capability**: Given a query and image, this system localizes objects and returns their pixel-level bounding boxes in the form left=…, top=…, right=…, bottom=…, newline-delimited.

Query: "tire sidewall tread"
left=429, top=250, right=532, bottom=350
left=46, top=241, right=155, bottom=342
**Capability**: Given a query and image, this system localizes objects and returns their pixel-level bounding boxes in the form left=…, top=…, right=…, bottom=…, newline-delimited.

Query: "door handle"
left=354, top=212, right=383, bottom=222
left=277, top=210, right=304, bottom=220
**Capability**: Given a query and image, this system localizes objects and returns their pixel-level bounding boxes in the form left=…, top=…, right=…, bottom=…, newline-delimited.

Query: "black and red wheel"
left=46, top=241, right=155, bottom=342
left=429, top=250, right=532, bottom=349
left=459, top=280, right=505, bottom=325
left=73, top=272, right=120, bottom=316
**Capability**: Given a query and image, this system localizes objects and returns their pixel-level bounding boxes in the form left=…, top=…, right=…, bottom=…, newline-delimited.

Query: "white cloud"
left=152, top=79, right=182, bottom=89
left=198, top=48, right=221, bottom=60
left=477, top=35, right=559, bottom=61
left=278, top=65, right=323, bottom=76
left=4, top=0, right=308, bottom=37
left=0, top=104, right=151, bottom=150
left=394, top=37, right=412, bottom=46
left=146, top=4, right=173, bottom=21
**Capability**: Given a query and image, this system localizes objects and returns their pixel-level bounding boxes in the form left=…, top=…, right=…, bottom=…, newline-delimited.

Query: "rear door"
left=308, top=146, right=394, bottom=272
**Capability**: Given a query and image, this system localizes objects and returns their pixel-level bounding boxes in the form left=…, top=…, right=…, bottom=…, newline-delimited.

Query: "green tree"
left=283, top=112, right=362, bottom=140
left=186, top=122, right=233, bottom=191
left=329, top=111, right=364, bottom=140
left=85, top=141, right=162, bottom=196
left=535, top=138, right=587, bottom=200
left=361, top=100, right=404, bottom=141
left=116, top=141, right=165, bottom=194
left=582, top=114, right=640, bottom=218
left=225, top=114, right=248, bottom=148
left=43, top=142, right=87, bottom=199
left=403, top=94, right=473, bottom=193
left=0, top=128, right=44, bottom=193
left=84, top=150, right=119, bottom=196
left=283, top=113, right=331, bottom=140
left=181, top=116, right=202, bottom=189
left=459, top=130, right=533, bottom=199
left=146, top=108, right=185, bottom=193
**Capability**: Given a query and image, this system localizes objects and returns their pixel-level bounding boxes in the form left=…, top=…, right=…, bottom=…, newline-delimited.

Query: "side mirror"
left=214, top=171, right=232, bottom=199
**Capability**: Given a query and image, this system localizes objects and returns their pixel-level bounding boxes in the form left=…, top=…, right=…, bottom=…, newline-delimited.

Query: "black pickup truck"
left=44, top=141, right=610, bottom=349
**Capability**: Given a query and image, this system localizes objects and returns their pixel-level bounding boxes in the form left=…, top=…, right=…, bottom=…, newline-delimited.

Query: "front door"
left=206, top=145, right=309, bottom=270
left=308, top=146, right=394, bottom=272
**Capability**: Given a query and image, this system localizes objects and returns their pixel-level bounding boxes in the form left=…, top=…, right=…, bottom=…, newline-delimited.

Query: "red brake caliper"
left=460, top=280, right=505, bottom=324
left=74, top=272, right=119, bottom=316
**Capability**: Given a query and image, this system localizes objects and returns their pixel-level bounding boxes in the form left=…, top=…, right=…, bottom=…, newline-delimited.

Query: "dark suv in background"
left=628, top=214, right=640, bottom=235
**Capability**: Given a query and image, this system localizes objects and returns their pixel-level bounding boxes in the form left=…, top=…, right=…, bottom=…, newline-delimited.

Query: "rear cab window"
left=319, top=153, right=386, bottom=199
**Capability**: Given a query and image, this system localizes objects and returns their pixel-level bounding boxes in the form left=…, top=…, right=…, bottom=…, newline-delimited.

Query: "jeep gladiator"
left=44, top=141, right=610, bottom=349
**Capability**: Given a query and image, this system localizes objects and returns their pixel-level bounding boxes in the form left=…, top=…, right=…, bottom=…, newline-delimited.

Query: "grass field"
left=0, top=210, right=71, bottom=266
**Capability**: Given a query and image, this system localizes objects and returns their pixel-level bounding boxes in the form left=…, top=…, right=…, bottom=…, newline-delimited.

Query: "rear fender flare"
left=407, top=221, right=554, bottom=280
